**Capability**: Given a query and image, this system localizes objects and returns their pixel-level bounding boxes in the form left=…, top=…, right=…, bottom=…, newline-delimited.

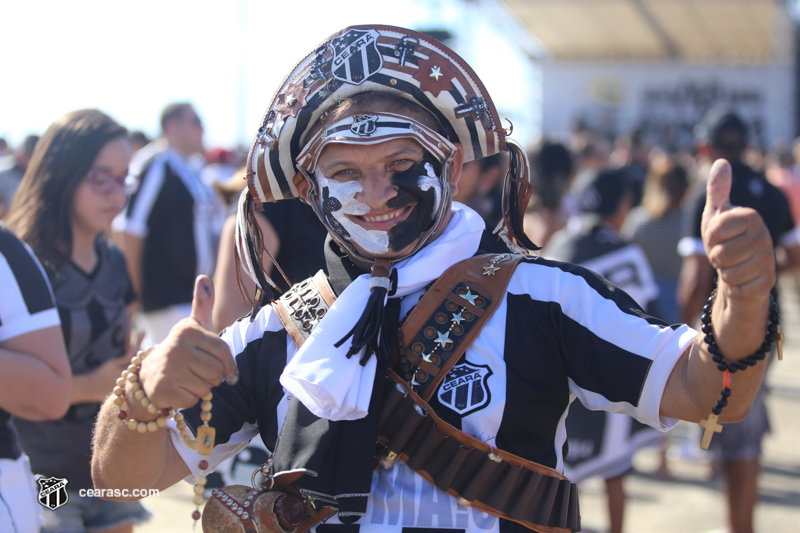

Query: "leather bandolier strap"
left=275, top=253, right=580, bottom=532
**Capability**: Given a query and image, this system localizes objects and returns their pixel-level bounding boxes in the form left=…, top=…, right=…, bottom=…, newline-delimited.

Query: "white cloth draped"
left=280, top=203, right=485, bottom=421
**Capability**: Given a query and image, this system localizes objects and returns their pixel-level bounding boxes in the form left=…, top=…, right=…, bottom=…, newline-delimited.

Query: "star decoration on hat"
left=275, top=82, right=311, bottom=118
left=413, top=52, right=456, bottom=97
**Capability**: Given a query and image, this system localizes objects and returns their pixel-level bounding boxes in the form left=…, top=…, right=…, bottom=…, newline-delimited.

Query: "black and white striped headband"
left=296, top=112, right=457, bottom=178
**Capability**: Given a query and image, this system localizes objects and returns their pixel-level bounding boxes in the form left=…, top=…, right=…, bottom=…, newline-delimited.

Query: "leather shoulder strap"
left=397, top=252, right=523, bottom=401
left=272, top=270, right=337, bottom=349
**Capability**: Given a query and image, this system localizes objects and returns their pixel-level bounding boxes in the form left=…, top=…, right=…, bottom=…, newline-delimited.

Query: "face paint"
left=314, top=154, right=445, bottom=257
left=384, top=157, right=443, bottom=252
left=315, top=171, right=390, bottom=255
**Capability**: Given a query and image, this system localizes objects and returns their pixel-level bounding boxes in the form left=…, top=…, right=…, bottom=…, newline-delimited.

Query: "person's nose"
left=356, top=168, right=397, bottom=209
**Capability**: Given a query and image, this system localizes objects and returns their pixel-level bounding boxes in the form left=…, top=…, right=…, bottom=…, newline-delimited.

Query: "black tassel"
left=335, top=260, right=394, bottom=365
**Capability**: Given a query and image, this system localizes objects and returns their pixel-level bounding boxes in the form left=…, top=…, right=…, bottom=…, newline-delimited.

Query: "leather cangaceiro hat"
left=238, top=24, right=536, bottom=298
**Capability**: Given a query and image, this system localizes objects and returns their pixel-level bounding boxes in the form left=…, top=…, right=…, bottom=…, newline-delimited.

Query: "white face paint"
left=315, top=170, right=390, bottom=255
left=417, top=162, right=442, bottom=220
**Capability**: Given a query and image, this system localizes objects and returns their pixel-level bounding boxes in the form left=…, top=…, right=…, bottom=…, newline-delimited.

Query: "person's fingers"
left=187, top=276, right=239, bottom=384
left=703, top=159, right=732, bottom=220
left=190, top=275, right=215, bottom=332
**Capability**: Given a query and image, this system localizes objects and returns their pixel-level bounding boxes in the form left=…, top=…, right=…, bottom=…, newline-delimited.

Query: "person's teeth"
left=365, top=208, right=405, bottom=222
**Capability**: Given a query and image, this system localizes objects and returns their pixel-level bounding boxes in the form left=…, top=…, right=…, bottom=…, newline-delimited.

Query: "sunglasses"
left=88, top=170, right=139, bottom=195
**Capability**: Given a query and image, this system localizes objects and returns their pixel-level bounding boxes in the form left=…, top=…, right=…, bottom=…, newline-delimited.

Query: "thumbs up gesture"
left=701, top=159, right=776, bottom=301
left=138, top=276, right=238, bottom=412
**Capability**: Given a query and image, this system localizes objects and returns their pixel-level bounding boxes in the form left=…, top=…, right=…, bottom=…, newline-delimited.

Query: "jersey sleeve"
left=0, top=226, right=60, bottom=342
left=168, top=305, right=291, bottom=481
left=515, top=259, right=696, bottom=432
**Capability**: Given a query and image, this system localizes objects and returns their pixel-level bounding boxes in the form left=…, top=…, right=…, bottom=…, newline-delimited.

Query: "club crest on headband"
left=350, top=115, right=379, bottom=137
left=330, top=28, right=383, bottom=85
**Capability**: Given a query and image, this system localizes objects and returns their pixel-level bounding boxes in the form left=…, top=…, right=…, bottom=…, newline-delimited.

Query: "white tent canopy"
left=501, top=0, right=794, bottom=63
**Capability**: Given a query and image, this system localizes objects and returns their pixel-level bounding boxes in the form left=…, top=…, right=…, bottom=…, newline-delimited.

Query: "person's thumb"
left=703, top=159, right=733, bottom=222
left=189, top=275, right=215, bottom=332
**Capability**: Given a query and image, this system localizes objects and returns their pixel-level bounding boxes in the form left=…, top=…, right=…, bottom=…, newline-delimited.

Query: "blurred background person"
left=523, top=139, right=574, bottom=249
left=0, top=223, right=70, bottom=533
left=610, top=127, right=654, bottom=207
left=451, top=153, right=509, bottom=252
left=546, top=168, right=661, bottom=533
left=678, top=109, right=800, bottom=533
left=622, top=153, right=690, bottom=324
left=6, top=109, right=149, bottom=532
left=0, top=134, right=39, bottom=219
left=129, top=130, right=150, bottom=155
left=113, top=102, right=225, bottom=345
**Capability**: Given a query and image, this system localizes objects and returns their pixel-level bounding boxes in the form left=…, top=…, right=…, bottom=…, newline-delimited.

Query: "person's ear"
left=292, top=172, right=310, bottom=201
left=448, top=143, right=465, bottom=197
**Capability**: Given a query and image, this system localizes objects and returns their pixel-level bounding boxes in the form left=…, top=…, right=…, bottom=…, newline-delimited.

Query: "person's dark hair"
left=578, top=167, right=631, bottom=217
left=528, top=140, right=573, bottom=210
left=6, top=109, right=127, bottom=273
left=696, top=110, right=748, bottom=159
left=21, top=135, right=40, bottom=159
left=0, top=138, right=7, bottom=152
left=160, top=102, right=194, bottom=132
left=130, top=130, right=149, bottom=147
left=641, top=154, right=689, bottom=219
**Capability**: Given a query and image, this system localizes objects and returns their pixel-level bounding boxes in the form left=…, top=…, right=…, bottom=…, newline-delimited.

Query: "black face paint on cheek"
left=321, top=186, right=350, bottom=239
left=385, top=156, right=443, bottom=252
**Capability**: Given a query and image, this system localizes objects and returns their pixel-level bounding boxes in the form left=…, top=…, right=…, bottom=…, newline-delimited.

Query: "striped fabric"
left=0, top=225, right=59, bottom=342
left=170, top=256, right=694, bottom=533
left=246, top=25, right=506, bottom=207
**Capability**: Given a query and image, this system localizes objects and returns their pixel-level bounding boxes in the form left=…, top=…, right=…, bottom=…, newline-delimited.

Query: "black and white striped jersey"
left=0, top=224, right=59, bottom=459
left=172, top=256, right=695, bottom=533
left=113, top=145, right=224, bottom=312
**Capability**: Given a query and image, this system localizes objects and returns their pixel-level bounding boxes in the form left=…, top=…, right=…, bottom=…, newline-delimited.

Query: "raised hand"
left=701, top=159, right=776, bottom=302
left=138, top=276, right=238, bottom=413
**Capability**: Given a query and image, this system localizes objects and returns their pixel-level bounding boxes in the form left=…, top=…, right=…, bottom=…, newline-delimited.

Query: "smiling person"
left=92, top=26, right=777, bottom=533
left=6, top=109, right=149, bottom=532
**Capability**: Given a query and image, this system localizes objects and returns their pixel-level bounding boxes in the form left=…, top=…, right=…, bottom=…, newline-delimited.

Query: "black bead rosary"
left=699, top=291, right=782, bottom=449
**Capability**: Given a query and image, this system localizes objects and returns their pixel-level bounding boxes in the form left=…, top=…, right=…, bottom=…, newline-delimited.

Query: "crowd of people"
left=0, top=23, right=794, bottom=533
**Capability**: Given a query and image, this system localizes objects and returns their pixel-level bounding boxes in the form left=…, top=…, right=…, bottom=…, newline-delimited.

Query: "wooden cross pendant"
left=777, top=324, right=784, bottom=361
left=700, top=413, right=723, bottom=450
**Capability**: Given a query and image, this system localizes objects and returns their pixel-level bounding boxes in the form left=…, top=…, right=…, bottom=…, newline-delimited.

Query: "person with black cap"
left=678, top=109, right=800, bottom=533
left=92, top=26, right=780, bottom=533
left=545, top=168, right=660, bottom=533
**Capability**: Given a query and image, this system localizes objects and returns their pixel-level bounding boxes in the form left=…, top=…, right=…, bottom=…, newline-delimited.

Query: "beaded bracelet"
left=114, top=348, right=217, bottom=524
left=698, top=291, right=782, bottom=449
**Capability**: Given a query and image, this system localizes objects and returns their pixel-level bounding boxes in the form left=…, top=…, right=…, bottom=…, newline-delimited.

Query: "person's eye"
left=391, top=159, right=416, bottom=171
left=330, top=168, right=357, bottom=180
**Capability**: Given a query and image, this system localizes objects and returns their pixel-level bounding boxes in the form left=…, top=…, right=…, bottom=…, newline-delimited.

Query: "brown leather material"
left=371, top=258, right=392, bottom=279
left=379, top=372, right=580, bottom=532
left=397, top=253, right=522, bottom=401
left=273, top=270, right=337, bottom=349
left=270, top=253, right=581, bottom=531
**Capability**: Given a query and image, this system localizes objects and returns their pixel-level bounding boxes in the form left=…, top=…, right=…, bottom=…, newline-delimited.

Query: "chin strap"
left=499, top=139, right=540, bottom=253
left=335, top=259, right=396, bottom=365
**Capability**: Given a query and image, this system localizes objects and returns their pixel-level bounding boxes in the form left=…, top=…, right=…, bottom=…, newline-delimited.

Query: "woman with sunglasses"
left=5, top=109, right=150, bottom=532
